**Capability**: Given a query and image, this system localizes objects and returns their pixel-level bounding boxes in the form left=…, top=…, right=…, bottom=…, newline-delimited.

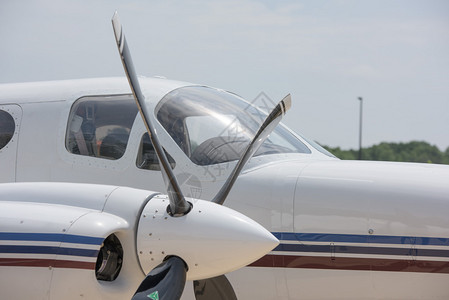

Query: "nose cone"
left=137, top=194, right=279, bottom=280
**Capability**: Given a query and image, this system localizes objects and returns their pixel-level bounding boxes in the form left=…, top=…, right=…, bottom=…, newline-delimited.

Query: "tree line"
left=323, top=141, right=449, bottom=165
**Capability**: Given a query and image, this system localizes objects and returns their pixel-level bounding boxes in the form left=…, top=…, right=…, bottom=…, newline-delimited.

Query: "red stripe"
left=0, top=258, right=95, bottom=270
left=249, top=255, right=449, bottom=274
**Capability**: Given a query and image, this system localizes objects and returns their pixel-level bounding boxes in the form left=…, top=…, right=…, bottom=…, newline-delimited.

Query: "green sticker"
left=147, top=291, right=159, bottom=300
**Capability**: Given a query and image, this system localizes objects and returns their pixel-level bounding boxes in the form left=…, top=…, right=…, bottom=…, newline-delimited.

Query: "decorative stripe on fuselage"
left=272, top=232, right=449, bottom=246
left=249, top=232, right=449, bottom=274
left=0, top=258, right=95, bottom=270
left=2, top=231, right=449, bottom=273
left=0, top=232, right=102, bottom=270
left=0, top=232, right=104, bottom=245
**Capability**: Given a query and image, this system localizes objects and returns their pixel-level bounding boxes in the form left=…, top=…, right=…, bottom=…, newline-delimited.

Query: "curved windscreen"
left=156, top=86, right=311, bottom=166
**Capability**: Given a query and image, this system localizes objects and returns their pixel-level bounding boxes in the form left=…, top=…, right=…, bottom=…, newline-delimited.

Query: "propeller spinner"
left=112, top=11, right=288, bottom=300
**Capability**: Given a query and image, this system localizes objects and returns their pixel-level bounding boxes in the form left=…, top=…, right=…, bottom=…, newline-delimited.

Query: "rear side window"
left=65, top=95, right=138, bottom=160
left=0, top=110, right=15, bottom=150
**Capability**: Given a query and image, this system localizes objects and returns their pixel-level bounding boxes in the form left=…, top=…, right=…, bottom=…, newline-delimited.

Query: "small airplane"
left=1, top=11, right=449, bottom=300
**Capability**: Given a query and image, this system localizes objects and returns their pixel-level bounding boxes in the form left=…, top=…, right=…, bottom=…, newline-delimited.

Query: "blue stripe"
left=0, top=245, right=98, bottom=257
left=0, top=232, right=103, bottom=245
left=272, top=232, right=449, bottom=246
left=274, top=244, right=449, bottom=258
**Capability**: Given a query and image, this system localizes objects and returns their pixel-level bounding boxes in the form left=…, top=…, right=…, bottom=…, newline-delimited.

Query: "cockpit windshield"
left=156, top=86, right=311, bottom=165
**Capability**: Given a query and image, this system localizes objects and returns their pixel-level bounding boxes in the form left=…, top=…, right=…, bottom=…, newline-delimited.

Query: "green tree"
left=323, top=141, right=448, bottom=165
left=444, top=147, right=449, bottom=164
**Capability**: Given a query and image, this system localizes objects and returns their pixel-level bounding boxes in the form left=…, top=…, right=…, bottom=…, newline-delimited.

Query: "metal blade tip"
left=111, top=11, right=122, bottom=42
left=281, top=94, right=292, bottom=114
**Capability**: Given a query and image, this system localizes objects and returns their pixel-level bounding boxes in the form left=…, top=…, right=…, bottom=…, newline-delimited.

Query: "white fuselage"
left=1, top=78, right=448, bottom=299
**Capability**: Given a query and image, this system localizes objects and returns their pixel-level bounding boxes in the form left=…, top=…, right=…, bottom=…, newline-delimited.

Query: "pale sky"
left=1, top=0, right=448, bottom=151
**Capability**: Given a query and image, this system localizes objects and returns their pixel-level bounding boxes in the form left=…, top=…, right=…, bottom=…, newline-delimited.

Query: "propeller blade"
left=212, top=94, right=292, bottom=205
left=112, top=13, right=280, bottom=300
left=193, top=275, right=237, bottom=300
left=111, top=12, right=190, bottom=216
left=132, top=256, right=187, bottom=300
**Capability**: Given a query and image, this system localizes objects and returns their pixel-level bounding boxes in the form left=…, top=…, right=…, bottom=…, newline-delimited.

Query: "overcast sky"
left=1, top=0, right=448, bottom=150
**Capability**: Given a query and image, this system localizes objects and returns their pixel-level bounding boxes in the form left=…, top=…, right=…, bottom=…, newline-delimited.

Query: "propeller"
left=112, top=11, right=286, bottom=300
left=132, top=256, right=187, bottom=300
left=112, top=12, right=190, bottom=217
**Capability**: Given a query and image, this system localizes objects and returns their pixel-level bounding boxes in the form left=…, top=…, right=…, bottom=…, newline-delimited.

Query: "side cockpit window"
left=66, top=95, right=138, bottom=160
left=0, top=110, right=15, bottom=150
left=136, top=133, right=176, bottom=170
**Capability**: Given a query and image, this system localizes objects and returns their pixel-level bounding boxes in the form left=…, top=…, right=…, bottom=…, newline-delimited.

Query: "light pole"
left=358, top=97, right=363, bottom=160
